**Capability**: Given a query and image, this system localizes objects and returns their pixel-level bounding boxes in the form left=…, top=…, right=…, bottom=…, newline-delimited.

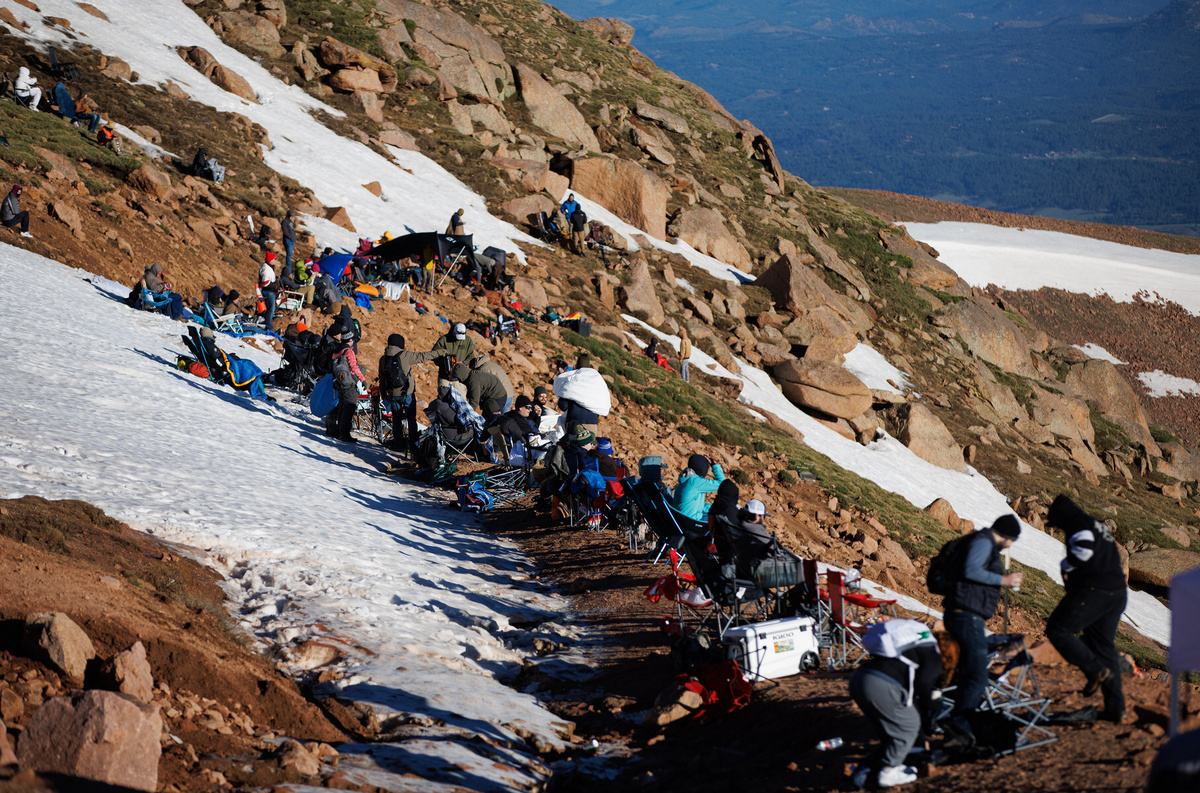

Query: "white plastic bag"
left=553, top=367, right=611, bottom=416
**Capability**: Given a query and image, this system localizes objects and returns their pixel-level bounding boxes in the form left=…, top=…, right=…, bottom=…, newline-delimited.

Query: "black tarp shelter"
left=368, top=232, right=474, bottom=287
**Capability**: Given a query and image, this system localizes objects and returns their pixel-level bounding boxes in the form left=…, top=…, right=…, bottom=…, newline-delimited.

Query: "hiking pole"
left=1002, top=549, right=1010, bottom=634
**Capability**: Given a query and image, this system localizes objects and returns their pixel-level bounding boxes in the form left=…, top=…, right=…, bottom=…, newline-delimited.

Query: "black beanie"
left=688, top=453, right=710, bottom=477
left=992, top=514, right=1021, bottom=540
left=715, top=479, right=740, bottom=503
left=1046, top=494, right=1089, bottom=531
left=388, top=333, right=405, bottom=349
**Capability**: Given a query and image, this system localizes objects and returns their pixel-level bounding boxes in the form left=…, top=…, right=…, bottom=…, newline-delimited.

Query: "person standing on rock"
left=1, top=184, right=32, bottom=238
left=446, top=208, right=465, bottom=236
left=281, top=210, right=297, bottom=272
left=940, top=515, right=1023, bottom=750
left=569, top=205, right=588, bottom=255
left=1044, top=495, right=1127, bottom=723
left=679, top=328, right=692, bottom=382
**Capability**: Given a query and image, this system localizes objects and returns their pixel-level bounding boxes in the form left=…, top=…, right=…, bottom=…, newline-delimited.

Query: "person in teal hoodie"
left=672, top=453, right=725, bottom=520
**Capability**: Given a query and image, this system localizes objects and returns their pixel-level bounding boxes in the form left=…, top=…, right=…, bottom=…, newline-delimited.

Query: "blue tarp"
left=318, top=253, right=354, bottom=281
left=310, top=374, right=338, bottom=416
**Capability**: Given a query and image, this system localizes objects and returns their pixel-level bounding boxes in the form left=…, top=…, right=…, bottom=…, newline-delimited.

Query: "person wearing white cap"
left=725, top=497, right=807, bottom=590
left=430, top=322, right=476, bottom=371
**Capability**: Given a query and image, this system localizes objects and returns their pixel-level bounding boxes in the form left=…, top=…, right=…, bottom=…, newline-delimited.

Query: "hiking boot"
left=1083, top=667, right=1111, bottom=696
left=877, top=766, right=918, bottom=787
left=850, top=764, right=871, bottom=790
left=1099, top=708, right=1126, bottom=724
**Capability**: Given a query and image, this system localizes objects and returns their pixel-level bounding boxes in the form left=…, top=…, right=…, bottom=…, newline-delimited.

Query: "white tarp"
left=553, top=368, right=611, bottom=416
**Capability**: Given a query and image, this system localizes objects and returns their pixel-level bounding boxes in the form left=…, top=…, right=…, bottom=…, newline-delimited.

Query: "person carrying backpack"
left=326, top=329, right=364, bottom=443
left=379, top=333, right=437, bottom=455
left=569, top=206, right=588, bottom=255
left=935, top=515, right=1023, bottom=749
left=1044, top=495, right=1128, bottom=723
left=849, top=620, right=942, bottom=789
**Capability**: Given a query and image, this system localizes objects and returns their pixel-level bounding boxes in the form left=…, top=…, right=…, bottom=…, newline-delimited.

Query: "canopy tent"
left=367, top=232, right=475, bottom=288
left=1169, top=567, right=1200, bottom=734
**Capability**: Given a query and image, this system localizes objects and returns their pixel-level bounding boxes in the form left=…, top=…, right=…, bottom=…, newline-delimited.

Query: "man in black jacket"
left=942, top=515, right=1023, bottom=746
left=1045, top=495, right=1128, bottom=722
left=281, top=210, right=296, bottom=271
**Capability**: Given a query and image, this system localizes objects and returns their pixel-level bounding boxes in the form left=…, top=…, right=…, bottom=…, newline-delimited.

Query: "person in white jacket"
left=14, top=67, right=41, bottom=111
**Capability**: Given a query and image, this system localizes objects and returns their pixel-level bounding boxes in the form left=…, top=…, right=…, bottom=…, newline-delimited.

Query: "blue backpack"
left=309, top=374, right=339, bottom=417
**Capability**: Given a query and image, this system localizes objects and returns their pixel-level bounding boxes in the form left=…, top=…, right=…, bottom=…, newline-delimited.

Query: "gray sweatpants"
left=849, top=668, right=921, bottom=768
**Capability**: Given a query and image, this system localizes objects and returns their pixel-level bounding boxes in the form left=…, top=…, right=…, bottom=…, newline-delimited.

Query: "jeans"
left=681, top=359, right=690, bottom=381
left=284, top=238, right=295, bottom=271
left=945, top=609, right=988, bottom=729
left=1046, top=586, right=1126, bottom=716
left=3, top=211, right=30, bottom=233
left=79, top=113, right=101, bottom=133
left=390, top=393, right=417, bottom=451
left=503, top=395, right=514, bottom=413
left=261, top=289, right=277, bottom=332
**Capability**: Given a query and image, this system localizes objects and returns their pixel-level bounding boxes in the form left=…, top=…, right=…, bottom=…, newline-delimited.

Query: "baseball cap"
left=747, top=499, right=771, bottom=517
left=452, top=322, right=466, bottom=339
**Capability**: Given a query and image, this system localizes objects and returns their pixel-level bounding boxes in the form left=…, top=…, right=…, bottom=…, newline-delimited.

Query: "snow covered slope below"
left=0, top=246, right=580, bottom=787
left=905, top=222, right=1200, bottom=315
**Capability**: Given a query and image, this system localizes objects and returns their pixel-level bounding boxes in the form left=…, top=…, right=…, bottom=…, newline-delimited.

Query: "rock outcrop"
left=318, top=37, right=398, bottom=93
left=570, top=156, right=668, bottom=240
left=940, top=298, right=1037, bottom=378
left=514, top=64, right=599, bottom=152
left=1065, top=359, right=1161, bottom=457
left=669, top=208, right=751, bottom=270
left=214, top=10, right=285, bottom=59
left=880, top=403, right=963, bottom=471
left=880, top=228, right=960, bottom=290
left=1128, top=547, right=1200, bottom=588
left=620, top=259, right=665, bottom=326
left=22, top=612, right=95, bottom=683
left=774, top=360, right=873, bottom=420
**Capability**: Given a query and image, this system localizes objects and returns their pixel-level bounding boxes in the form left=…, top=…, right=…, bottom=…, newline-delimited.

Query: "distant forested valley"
left=553, top=1, right=1200, bottom=234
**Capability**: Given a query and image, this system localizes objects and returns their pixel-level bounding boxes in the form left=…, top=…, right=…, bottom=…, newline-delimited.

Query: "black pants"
left=3, top=211, right=30, bottom=233
left=390, top=393, right=417, bottom=451
left=1046, top=586, right=1126, bottom=716
left=325, top=389, right=356, bottom=439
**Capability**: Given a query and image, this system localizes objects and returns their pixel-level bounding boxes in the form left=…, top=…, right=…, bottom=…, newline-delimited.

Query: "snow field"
left=0, top=247, right=590, bottom=788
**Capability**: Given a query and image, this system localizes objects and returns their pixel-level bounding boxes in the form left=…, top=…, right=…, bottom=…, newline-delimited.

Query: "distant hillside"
left=552, top=0, right=1200, bottom=235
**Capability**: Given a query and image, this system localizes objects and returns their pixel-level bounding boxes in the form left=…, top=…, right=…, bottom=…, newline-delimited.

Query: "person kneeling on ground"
left=672, top=453, right=725, bottom=521
left=850, top=619, right=942, bottom=789
left=1, top=184, right=32, bottom=238
left=940, top=515, right=1023, bottom=749
left=1044, top=495, right=1128, bottom=723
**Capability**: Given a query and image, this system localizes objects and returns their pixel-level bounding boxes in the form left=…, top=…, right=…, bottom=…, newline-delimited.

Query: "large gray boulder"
left=514, top=64, right=600, bottom=152
left=774, top=360, right=873, bottom=420
left=22, top=612, right=95, bottom=683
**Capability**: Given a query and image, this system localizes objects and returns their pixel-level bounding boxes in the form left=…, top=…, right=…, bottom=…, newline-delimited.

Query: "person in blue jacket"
left=672, top=453, right=724, bottom=520
left=560, top=193, right=580, bottom=222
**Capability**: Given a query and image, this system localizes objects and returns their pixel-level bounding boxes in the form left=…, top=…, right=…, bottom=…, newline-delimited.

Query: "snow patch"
left=1138, top=370, right=1200, bottom=398
left=842, top=344, right=909, bottom=395
left=1072, top=343, right=1126, bottom=365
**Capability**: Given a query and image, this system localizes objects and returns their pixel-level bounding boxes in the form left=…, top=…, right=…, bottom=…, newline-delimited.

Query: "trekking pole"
left=1002, top=550, right=1010, bottom=634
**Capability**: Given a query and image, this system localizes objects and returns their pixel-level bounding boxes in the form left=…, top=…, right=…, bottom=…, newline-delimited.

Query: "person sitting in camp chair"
left=51, top=81, right=101, bottom=133
left=128, top=262, right=184, bottom=320
left=672, top=453, right=725, bottom=521
left=189, top=146, right=225, bottom=182
left=709, top=481, right=806, bottom=591
left=426, top=383, right=477, bottom=446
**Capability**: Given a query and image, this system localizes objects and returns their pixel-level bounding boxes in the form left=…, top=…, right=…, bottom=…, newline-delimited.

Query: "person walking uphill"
left=446, top=208, right=465, bottom=236
left=1, top=184, right=32, bottom=238
left=940, top=514, right=1023, bottom=749
left=672, top=454, right=725, bottom=521
left=379, top=333, right=437, bottom=455
left=1044, top=495, right=1128, bottom=722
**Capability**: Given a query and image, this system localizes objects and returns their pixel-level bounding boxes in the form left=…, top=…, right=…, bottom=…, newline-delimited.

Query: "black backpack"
left=382, top=352, right=408, bottom=394
left=926, top=533, right=975, bottom=596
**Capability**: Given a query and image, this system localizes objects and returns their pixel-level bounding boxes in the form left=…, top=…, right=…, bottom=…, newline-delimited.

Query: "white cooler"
left=723, top=617, right=820, bottom=681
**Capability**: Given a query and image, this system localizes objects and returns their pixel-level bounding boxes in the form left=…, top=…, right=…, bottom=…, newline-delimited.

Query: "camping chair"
left=371, top=392, right=394, bottom=446
left=138, top=287, right=175, bottom=314
left=534, top=211, right=565, bottom=245
left=937, top=634, right=1057, bottom=756
left=483, top=432, right=537, bottom=503
left=179, top=326, right=228, bottom=386
left=277, top=290, right=304, bottom=312
left=434, top=240, right=475, bottom=288
left=820, top=570, right=871, bottom=670
left=644, top=547, right=716, bottom=639
left=681, top=535, right=770, bottom=637
left=568, top=458, right=609, bottom=530
left=432, top=423, right=480, bottom=464
left=48, top=46, right=81, bottom=82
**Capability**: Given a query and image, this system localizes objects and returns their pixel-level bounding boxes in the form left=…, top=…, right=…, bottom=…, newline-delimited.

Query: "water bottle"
left=816, top=737, right=843, bottom=751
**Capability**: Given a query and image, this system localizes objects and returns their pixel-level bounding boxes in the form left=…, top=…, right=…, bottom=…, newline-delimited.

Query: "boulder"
left=183, top=46, right=219, bottom=77
left=490, top=157, right=548, bottom=193
left=880, top=228, right=959, bottom=290
left=277, top=739, right=320, bottom=776
left=682, top=295, right=713, bottom=325
left=669, top=208, right=751, bottom=270
left=32, top=146, right=80, bottom=181
left=1161, top=526, right=1191, bottom=548
left=774, top=360, right=872, bottom=420
left=942, top=298, right=1037, bottom=378
left=258, top=0, right=287, bottom=29
left=511, top=276, right=549, bottom=312
left=329, top=67, right=383, bottom=93
left=925, top=497, right=961, bottom=531
left=570, top=156, right=668, bottom=240
left=465, top=103, right=513, bottom=137
left=318, top=37, right=397, bottom=93
left=645, top=681, right=703, bottom=727
left=513, top=64, right=599, bottom=152
left=755, top=342, right=796, bottom=367
left=352, top=90, right=384, bottom=123
left=620, top=259, right=665, bottom=326
left=880, top=403, right=963, bottom=472
left=445, top=99, right=472, bottom=134
left=212, top=64, right=257, bottom=102
left=1128, top=547, right=1200, bottom=589
left=101, top=58, right=132, bottom=81
left=501, top=194, right=555, bottom=225
left=376, top=28, right=410, bottom=62
left=635, top=98, right=690, bottom=135
left=379, top=0, right=506, bottom=64
left=18, top=691, right=161, bottom=790
left=874, top=537, right=916, bottom=575
left=215, top=11, right=285, bottom=58
left=0, top=719, right=16, bottom=767
left=98, top=642, right=154, bottom=704
left=50, top=201, right=83, bottom=237
left=580, top=17, right=636, bottom=46
left=782, top=306, right=858, bottom=356
left=325, top=206, right=356, bottom=233
left=22, top=612, right=95, bottom=682
left=1065, top=359, right=1160, bottom=456
left=796, top=220, right=870, bottom=301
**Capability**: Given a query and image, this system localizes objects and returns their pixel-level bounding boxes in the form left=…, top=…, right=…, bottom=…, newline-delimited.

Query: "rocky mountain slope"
left=0, top=0, right=1198, bottom=787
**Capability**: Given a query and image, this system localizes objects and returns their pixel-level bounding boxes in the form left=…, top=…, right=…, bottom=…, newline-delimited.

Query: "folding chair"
left=681, top=536, right=770, bottom=638
left=644, top=548, right=715, bottom=640
left=48, top=46, right=81, bottom=82
left=277, top=290, right=304, bottom=311
left=821, top=570, right=870, bottom=670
